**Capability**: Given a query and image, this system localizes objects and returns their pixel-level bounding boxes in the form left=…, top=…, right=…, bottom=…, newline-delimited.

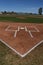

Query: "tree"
left=4, top=11, right=7, bottom=14
left=38, top=8, right=42, bottom=15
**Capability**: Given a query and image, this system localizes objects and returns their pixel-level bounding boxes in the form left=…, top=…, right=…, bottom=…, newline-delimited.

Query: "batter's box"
left=27, top=26, right=40, bottom=32
left=5, top=25, right=18, bottom=31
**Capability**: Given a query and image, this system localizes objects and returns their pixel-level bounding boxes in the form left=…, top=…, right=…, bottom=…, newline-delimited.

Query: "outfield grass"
left=0, top=42, right=43, bottom=65
left=0, top=15, right=43, bottom=23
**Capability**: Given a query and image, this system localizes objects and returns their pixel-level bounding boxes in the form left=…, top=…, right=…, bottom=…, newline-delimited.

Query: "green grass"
left=0, top=16, right=43, bottom=23
left=25, top=17, right=43, bottom=23
left=0, top=17, right=23, bottom=22
left=0, top=41, right=43, bottom=65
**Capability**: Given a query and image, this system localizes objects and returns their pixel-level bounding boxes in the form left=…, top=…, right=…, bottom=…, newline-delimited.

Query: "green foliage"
left=38, top=8, right=42, bottom=15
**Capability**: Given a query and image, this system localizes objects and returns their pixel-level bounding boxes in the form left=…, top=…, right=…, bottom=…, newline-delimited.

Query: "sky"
left=0, top=0, right=43, bottom=13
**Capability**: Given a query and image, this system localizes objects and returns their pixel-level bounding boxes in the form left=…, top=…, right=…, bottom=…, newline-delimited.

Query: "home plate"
left=0, top=22, right=43, bottom=57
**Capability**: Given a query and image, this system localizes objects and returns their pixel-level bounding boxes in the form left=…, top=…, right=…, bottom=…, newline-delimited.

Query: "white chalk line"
left=5, top=25, right=10, bottom=31
left=14, top=30, right=18, bottom=37
left=5, top=25, right=40, bottom=38
left=5, top=25, right=37, bottom=32
left=0, top=39, right=43, bottom=57
left=28, top=31, right=33, bottom=38
left=34, top=26, right=40, bottom=32
left=0, top=39, right=23, bottom=57
left=27, top=26, right=40, bottom=38
left=5, top=25, right=17, bottom=31
left=27, top=26, right=40, bottom=32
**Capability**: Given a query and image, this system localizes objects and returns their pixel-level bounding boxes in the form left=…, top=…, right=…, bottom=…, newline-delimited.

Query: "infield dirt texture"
left=0, top=22, right=43, bottom=57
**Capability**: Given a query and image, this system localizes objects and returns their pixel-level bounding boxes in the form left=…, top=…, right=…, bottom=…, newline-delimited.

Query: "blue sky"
left=0, top=0, right=43, bottom=13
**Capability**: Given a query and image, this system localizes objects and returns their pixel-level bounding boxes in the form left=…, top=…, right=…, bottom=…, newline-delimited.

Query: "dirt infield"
left=0, top=22, right=43, bottom=57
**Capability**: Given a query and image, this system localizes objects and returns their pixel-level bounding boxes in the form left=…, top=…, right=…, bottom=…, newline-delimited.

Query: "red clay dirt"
left=0, top=22, right=43, bottom=57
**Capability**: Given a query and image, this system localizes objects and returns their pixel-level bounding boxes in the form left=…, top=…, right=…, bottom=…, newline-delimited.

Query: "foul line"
left=0, top=39, right=43, bottom=57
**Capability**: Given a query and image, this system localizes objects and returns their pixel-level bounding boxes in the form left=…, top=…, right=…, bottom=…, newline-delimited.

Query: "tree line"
left=0, top=7, right=43, bottom=15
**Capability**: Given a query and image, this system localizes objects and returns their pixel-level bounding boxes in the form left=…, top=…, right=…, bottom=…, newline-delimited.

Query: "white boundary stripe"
left=27, top=26, right=40, bottom=38
left=21, top=40, right=43, bottom=57
left=0, top=39, right=43, bottom=57
left=20, top=27, right=25, bottom=29
left=5, top=25, right=16, bottom=31
left=0, top=39, right=24, bottom=57
left=34, top=27, right=40, bottom=32
left=5, top=25, right=10, bottom=31
left=25, top=26, right=27, bottom=31
left=14, top=30, right=18, bottom=37
left=29, top=26, right=40, bottom=32
left=18, top=26, right=20, bottom=31
left=28, top=31, right=33, bottom=38
left=28, top=26, right=40, bottom=32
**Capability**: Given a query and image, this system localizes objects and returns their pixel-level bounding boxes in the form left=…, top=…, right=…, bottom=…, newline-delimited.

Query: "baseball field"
left=0, top=14, right=43, bottom=65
